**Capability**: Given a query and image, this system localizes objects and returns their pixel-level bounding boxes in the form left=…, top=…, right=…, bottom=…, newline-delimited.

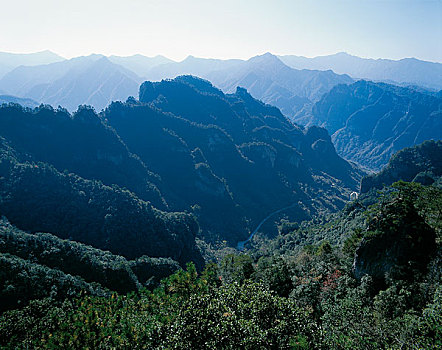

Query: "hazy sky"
left=1, top=0, right=441, bottom=62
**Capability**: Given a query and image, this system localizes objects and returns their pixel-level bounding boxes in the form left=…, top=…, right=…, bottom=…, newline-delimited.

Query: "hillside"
left=2, top=179, right=440, bottom=349
left=361, top=140, right=442, bottom=193
left=293, top=80, right=442, bottom=170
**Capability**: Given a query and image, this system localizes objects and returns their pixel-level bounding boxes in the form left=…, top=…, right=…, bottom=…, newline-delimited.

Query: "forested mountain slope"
left=104, top=75, right=363, bottom=243
left=293, top=80, right=442, bottom=170
left=0, top=135, right=204, bottom=268
left=361, top=140, right=442, bottom=192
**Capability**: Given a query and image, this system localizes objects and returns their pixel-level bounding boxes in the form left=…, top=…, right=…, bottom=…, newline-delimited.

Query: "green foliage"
left=361, top=139, right=442, bottom=193
left=0, top=218, right=140, bottom=294
left=0, top=153, right=203, bottom=268
left=255, top=256, right=293, bottom=297
left=0, top=253, right=105, bottom=312
left=219, top=254, right=254, bottom=284
left=0, top=264, right=321, bottom=349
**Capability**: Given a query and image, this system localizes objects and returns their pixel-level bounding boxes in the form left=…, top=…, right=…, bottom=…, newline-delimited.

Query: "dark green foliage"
left=0, top=218, right=139, bottom=293
left=0, top=103, right=166, bottom=208
left=0, top=154, right=204, bottom=268
left=0, top=253, right=105, bottom=312
left=129, top=256, right=180, bottom=288
left=0, top=264, right=321, bottom=349
left=219, top=254, right=254, bottom=284
left=353, top=182, right=438, bottom=287
left=254, top=256, right=293, bottom=297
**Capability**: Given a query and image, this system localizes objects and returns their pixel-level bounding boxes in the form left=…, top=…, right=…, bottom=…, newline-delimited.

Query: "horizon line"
left=1, top=49, right=441, bottom=64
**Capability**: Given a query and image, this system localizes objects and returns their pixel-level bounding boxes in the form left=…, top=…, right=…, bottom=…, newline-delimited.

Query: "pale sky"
left=1, top=0, right=441, bottom=62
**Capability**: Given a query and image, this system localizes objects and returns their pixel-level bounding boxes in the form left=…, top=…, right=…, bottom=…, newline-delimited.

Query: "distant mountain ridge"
left=279, top=52, right=442, bottom=90
left=1, top=50, right=439, bottom=121
left=0, top=55, right=142, bottom=111
left=108, top=54, right=173, bottom=77
left=207, top=53, right=354, bottom=116
left=0, top=52, right=354, bottom=114
left=0, top=50, right=64, bottom=79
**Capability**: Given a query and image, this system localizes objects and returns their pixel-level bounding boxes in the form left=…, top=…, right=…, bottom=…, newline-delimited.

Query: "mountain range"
left=1, top=50, right=440, bottom=116
left=0, top=55, right=142, bottom=111
left=0, top=50, right=64, bottom=79
left=279, top=52, right=442, bottom=91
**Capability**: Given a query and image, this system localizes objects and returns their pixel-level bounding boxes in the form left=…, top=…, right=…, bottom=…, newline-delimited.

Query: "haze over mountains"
left=279, top=52, right=442, bottom=91
left=0, top=50, right=64, bottom=80
left=1, top=50, right=440, bottom=114
left=0, top=55, right=142, bottom=111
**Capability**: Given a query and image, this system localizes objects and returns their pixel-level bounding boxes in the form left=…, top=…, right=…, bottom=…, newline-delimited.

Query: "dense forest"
left=0, top=77, right=440, bottom=348
left=1, top=178, right=440, bottom=348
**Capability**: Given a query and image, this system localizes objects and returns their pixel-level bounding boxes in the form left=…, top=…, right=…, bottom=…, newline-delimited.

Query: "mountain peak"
left=247, top=52, right=285, bottom=67
left=183, top=55, right=197, bottom=62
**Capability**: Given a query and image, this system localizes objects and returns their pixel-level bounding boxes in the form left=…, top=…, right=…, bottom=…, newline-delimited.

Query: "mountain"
left=141, top=53, right=353, bottom=117
left=279, top=52, right=442, bottom=90
left=104, top=75, right=363, bottom=244
left=294, top=80, right=442, bottom=170
left=0, top=55, right=142, bottom=111
left=108, top=54, right=174, bottom=77
left=144, top=55, right=243, bottom=81
left=0, top=103, right=166, bottom=208
left=360, top=140, right=442, bottom=193
left=0, top=75, right=363, bottom=249
left=0, top=50, right=64, bottom=79
left=207, top=53, right=354, bottom=117
left=0, top=95, right=38, bottom=108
